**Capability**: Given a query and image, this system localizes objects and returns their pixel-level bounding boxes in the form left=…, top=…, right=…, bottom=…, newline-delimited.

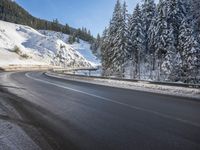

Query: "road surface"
left=1, top=71, right=200, bottom=150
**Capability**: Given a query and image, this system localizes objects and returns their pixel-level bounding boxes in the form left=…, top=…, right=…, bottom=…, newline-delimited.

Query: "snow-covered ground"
left=0, top=48, right=47, bottom=66
left=0, top=20, right=98, bottom=69
left=0, top=91, right=52, bottom=150
left=71, top=42, right=100, bottom=67
left=39, top=30, right=101, bottom=67
left=46, top=72, right=200, bottom=99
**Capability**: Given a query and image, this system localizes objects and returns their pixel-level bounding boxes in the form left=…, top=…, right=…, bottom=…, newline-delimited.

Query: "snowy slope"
left=0, top=20, right=92, bottom=68
left=72, top=41, right=100, bottom=66
left=39, top=30, right=101, bottom=66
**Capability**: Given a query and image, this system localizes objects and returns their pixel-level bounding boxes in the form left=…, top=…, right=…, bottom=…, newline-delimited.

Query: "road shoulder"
left=0, top=86, right=53, bottom=150
left=45, top=72, right=200, bottom=100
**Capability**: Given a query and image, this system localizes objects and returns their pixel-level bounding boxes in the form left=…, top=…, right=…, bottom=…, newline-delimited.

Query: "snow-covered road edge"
left=45, top=72, right=200, bottom=100
left=0, top=87, right=53, bottom=150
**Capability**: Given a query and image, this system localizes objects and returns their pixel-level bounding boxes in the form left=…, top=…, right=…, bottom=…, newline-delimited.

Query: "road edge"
left=45, top=72, right=200, bottom=101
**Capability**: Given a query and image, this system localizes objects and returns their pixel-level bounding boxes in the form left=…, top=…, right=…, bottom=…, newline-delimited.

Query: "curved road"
left=1, top=71, right=200, bottom=150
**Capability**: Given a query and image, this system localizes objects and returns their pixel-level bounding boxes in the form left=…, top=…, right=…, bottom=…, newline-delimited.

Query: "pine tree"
left=99, top=0, right=200, bottom=82
left=148, top=8, right=158, bottom=72
left=153, top=0, right=168, bottom=80
left=178, top=18, right=200, bottom=83
left=191, top=0, right=200, bottom=33
left=68, top=34, right=76, bottom=44
left=141, top=0, right=156, bottom=79
left=101, top=28, right=110, bottom=76
left=166, top=0, right=187, bottom=50
left=168, top=51, right=183, bottom=82
left=161, top=25, right=177, bottom=78
left=113, top=1, right=129, bottom=77
left=91, top=34, right=102, bottom=57
left=62, top=24, right=71, bottom=35
left=102, top=0, right=128, bottom=77
left=141, top=0, right=156, bottom=55
left=107, top=0, right=122, bottom=75
left=128, top=4, right=145, bottom=79
left=154, top=0, right=168, bottom=58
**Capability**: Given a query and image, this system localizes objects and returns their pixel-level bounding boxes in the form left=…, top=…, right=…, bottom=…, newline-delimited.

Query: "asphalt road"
left=1, top=72, right=200, bottom=150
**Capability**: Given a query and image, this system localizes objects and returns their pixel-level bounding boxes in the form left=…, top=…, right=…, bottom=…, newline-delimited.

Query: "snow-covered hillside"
left=39, top=30, right=101, bottom=66
left=0, top=20, right=97, bottom=68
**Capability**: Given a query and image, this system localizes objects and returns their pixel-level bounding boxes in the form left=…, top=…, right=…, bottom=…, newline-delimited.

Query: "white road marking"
left=25, top=72, right=200, bottom=128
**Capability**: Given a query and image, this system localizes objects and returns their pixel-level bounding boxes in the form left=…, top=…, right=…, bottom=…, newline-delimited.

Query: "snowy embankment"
left=0, top=89, right=52, bottom=149
left=0, top=20, right=98, bottom=71
left=46, top=72, right=200, bottom=100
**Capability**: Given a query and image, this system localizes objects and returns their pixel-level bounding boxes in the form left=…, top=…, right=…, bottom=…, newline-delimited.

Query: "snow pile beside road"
left=0, top=20, right=92, bottom=68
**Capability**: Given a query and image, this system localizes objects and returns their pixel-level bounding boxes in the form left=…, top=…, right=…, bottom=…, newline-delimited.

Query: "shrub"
left=13, top=46, right=30, bottom=59
left=21, top=54, right=29, bottom=59
left=13, top=46, right=21, bottom=54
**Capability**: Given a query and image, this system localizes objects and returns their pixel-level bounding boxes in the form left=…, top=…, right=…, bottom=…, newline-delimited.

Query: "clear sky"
left=15, top=0, right=142, bottom=36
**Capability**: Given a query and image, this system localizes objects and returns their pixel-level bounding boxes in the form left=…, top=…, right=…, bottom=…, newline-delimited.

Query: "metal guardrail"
left=0, top=65, right=54, bottom=72
left=52, top=67, right=99, bottom=72
left=50, top=71, right=200, bottom=89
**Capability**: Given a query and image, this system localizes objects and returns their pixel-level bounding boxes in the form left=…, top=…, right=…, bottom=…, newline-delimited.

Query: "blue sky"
left=15, top=0, right=142, bottom=36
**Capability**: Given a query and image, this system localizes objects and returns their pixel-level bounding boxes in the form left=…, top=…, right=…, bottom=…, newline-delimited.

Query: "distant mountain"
left=0, top=0, right=94, bottom=43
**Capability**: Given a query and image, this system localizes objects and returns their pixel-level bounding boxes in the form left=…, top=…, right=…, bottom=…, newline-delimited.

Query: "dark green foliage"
left=0, top=0, right=94, bottom=43
left=21, top=53, right=29, bottom=59
left=68, top=34, right=76, bottom=44
left=12, top=45, right=30, bottom=59
left=13, top=46, right=21, bottom=54
left=75, top=27, right=94, bottom=43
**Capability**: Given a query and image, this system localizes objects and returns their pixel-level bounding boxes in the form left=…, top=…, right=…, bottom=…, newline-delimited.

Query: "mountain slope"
left=0, top=20, right=92, bottom=68
left=0, top=0, right=94, bottom=43
left=39, top=30, right=101, bottom=66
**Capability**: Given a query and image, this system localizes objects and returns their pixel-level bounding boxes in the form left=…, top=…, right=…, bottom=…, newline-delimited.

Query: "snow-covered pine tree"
left=101, top=28, right=110, bottom=76
left=166, top=0, right=187, bottom=51
left=68, top=34, right=76, bottom=44
left=128, top=4, right=145, bottom=79
left=153, top=0, right=170, bottom=80
left=191, top=0, right=200, bottom=33
left=161, top=24, right=177, bottom=79
left=105, top=0, right=122, bottom=75
left=141, top=0, right=156, bottom=78
left=112, top=1, right=129, bottom=77
left=91, top=34, right=101, bottom=58
left=168, top=51, right=183, bottom=82
left=141, top=0, right=156, bottom=55
left=104, top=0, right=129, bottom=77
left=95, top=34, right=102, bottom=58
left=99, top=0, right=200, bottom=82
left=189, top=0, right=200, bottom=82
left=148, top=7, right=158, bottom=74
left=178, top=18, right=200, bottom=83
